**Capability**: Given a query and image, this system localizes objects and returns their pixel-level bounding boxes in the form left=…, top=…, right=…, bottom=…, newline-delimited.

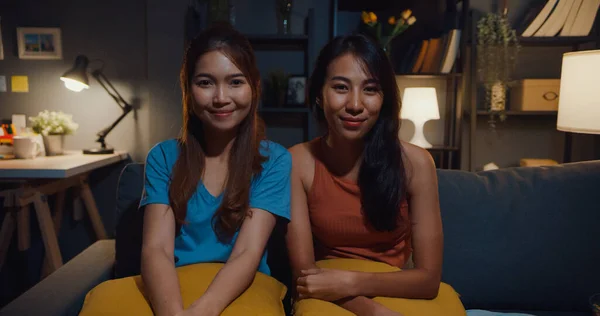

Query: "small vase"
left=43, top=134, right=65, bottom=156
left=276, top=0, right=292, bottom=35
left=490, top=81, right=506, bottom=111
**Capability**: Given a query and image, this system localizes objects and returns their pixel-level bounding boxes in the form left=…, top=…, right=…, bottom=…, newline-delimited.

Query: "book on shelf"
left=392, top=0, right=461, bottom=76
left=560, top=0, right=583, bottom=36
left=534, top=0, right=574, bottom=36
left=567, top=0, right=600, bottom=36
left=519, top=0, right=599, bottom=37
left=521, top=0, right=558, bottom=37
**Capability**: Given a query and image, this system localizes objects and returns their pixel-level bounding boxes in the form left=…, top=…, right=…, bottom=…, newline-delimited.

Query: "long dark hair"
left=308, top=34, right=406, bottom=232
left=170, top=24, right=266, bottom=242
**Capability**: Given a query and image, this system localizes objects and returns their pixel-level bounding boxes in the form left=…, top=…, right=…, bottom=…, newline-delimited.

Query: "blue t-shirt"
left=140, top=139, right=291, bottom=275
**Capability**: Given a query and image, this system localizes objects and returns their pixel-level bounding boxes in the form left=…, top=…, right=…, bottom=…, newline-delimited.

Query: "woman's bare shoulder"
left=400, top=141, right=437, bottom=187
left=288, top=141, right=319, bottom=188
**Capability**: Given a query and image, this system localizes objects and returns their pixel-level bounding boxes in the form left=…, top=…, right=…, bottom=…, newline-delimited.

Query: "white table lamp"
left=557, top=49, right=600, bottom=162
left=400, top=87, right=440, bottom=148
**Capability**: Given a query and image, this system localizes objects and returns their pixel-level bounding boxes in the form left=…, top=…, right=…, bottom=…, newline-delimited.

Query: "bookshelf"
left=468, top=110, right=558, bottom=116
left=465, top=6, right=600, bottom=171
left=249, top=9, right=317, bottom=147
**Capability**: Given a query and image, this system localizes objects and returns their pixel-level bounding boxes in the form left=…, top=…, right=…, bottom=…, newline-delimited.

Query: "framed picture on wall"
left=16, top=27, right=62, bottom=60
left=286, top=75, right=306, bottom=106
left=0, top=17, right=4, bottom=60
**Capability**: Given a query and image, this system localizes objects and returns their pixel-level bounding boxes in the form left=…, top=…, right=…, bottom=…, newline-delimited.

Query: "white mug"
left=13, top=136, right=43, bottom=159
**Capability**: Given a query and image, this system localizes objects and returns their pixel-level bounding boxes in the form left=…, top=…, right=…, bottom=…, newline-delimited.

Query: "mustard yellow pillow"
left=79, top=263, right=287, bottom=316
left=294, top=259, right=466, bottom=316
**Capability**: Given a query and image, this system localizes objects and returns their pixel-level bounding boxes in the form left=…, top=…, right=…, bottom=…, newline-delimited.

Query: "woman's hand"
left=174, top=309, right=195, bottom=316
left=371, top=304, right=404, bottom=316
left=296, top=268, right=358, bottom=301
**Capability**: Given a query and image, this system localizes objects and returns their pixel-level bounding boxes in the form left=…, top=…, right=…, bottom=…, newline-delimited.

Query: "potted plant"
left=264, top=69, right=289, bottom=108
left=29, top=110, right=79, bottom=156
left=361, top=10, right=416, bottom=56
left=476, top=12, right=520, bottom=127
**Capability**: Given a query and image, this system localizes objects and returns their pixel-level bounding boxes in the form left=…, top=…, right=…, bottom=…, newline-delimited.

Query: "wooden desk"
left=0, top=151, right=128, bottom=276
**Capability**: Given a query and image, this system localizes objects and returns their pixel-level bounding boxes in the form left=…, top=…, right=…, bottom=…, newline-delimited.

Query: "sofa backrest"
left=437, top=161, right=600, bottom=312
left=114, top=163, right=145, bottom=278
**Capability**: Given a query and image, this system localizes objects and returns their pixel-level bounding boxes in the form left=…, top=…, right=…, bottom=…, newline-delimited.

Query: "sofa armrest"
left=0, top=240, right=116, bottom=316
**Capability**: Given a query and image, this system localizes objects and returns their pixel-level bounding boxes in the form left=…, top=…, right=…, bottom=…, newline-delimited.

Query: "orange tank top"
left=307, top=138, right=412, bottom=268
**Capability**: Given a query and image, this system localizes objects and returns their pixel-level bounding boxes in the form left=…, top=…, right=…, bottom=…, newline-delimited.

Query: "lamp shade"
left=557, top=50, right=600, bottom=134
left=60, top=55, right=90, bottom=92
left=400, top=87, right=440, bottom=121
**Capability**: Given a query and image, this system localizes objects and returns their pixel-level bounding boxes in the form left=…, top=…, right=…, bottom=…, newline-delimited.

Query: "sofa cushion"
left=437, top=161, right=600, bottom=312
left=79, top=263, right=287, bottom=316
left=294, top=259, right=466, bottom=316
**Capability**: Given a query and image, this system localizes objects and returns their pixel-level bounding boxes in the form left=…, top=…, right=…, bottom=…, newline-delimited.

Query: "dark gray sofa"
left=2, top=160, right=599, bottom=316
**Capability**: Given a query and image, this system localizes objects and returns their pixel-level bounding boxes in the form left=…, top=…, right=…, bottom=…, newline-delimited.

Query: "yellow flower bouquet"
left=361, top=10, right=416, bottom=55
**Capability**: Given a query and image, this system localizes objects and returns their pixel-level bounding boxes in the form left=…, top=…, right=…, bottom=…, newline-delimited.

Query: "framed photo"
left=286, top=75, right=306, bottom=106
left=17, top=27, right=62, bottom=60
left=0, top=17, right=4, bottom=60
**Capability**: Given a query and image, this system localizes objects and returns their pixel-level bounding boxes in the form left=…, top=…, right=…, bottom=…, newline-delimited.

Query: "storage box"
left=509, top=79, right=561, bottom=111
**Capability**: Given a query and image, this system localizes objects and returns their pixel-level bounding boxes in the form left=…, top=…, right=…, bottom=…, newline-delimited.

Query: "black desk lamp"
left=60, top=55, right=133, bottom=155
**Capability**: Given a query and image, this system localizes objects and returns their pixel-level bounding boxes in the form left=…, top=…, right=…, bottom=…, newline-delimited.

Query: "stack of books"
left=519, top=0, right=600, bottom=37
left=396, top=29, right=462, bottom=74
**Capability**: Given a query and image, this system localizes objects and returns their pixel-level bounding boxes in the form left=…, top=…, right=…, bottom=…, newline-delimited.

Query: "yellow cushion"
left=294, top=259, right=466, bottom=316
left=79, top=263, right=287, bottom=316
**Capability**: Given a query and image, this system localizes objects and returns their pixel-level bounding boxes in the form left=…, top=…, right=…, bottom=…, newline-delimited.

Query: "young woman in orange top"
left=286, top=33, right=445, bottom=315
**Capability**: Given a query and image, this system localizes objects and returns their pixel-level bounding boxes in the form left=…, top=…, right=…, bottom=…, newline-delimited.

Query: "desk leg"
left=0, top=212, right=15, bottom=271
left=17, top=204, right=30, bottom=251
left=53, top=190, right=66, bottom=233
left=32, top=193, right=63, bottom=272
left=79, top=180, right=107, bottom=240
left=41, top=190, right=67, bottom=278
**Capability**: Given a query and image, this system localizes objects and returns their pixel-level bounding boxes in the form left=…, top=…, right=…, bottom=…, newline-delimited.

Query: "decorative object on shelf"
left=29, top=110, right=79, bottom=156
left=509, top=79, right=560, bottom=112
left=399, top=87, right=440, bottom=149
left=286, top=75, right=306, bottom=106
left=483, top=162, right=499, bottom=171
left=590, top=293, right=600, bottom=316
left=60, top=55, right=134, bottom=155
left=0, top=17, right=4, bottom=60
left=16, top=27, right=62, bottom=60
left=264, top=69, right=289, bottom=108
left=519, top=158, right=558, bottom=167
left=360, top=10, right=416, bottom=55
left=207, top=0, right=232, bottom=25
left=556, top=49, right=600, bottom=163
left=0, top=120, right=16, bottom=146
left=476, top=11, right=520, bottom=128
left=275, top=0, right=293, bottom=35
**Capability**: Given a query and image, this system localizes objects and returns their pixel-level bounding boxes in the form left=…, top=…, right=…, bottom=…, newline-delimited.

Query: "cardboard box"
left=509, top=79, right=561, bottom=111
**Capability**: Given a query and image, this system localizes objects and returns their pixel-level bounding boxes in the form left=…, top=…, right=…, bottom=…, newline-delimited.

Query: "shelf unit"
left=329, top=0, right=470, bottom=169
left=465, top=9, right=600, bottom=171
left=247, top=9, right=317, bottom=147
left=468, top=110, right=558, bottom=116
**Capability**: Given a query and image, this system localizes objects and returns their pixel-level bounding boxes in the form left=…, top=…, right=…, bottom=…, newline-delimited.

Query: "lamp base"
left=408, top=119, right=434, bottom=149
left=83, top=147, right=115, bottom=155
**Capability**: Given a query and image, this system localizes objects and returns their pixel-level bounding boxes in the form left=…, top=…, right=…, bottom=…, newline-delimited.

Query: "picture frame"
left=0, top=17, right=4, bottom=60
left=16, top=27, right=62, bottom=60
left=286, top=75, right=306, bottom=106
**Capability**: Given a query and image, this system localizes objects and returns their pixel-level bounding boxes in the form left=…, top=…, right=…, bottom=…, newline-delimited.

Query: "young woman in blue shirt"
left=140, top=25, right=291, bottom=316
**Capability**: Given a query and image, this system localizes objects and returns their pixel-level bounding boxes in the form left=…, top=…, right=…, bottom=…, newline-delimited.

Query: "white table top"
left=0, top=150, right=129, bottom=179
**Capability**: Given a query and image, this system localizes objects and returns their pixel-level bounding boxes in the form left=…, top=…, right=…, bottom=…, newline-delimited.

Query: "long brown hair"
left=169, top=24, right=266, bottom=242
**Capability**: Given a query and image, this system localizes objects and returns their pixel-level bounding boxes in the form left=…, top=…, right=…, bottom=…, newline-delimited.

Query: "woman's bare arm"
left=141, top=204, right=182, bottom=316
